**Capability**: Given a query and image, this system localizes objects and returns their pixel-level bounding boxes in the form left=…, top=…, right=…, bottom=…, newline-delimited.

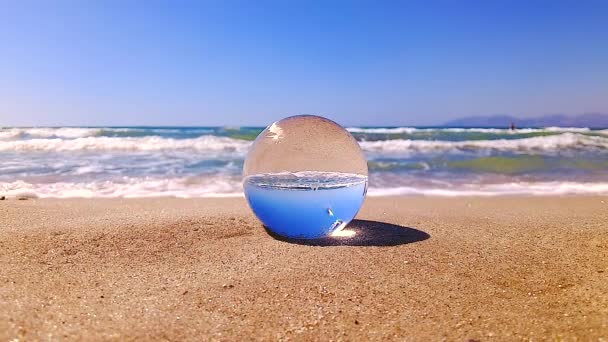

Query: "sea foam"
left=0, top=135, right=250, bottom=153
left=0, top=127, right=103, bottom=140
left=347, top=126, right=595, bottom=134
left=0, top=177, right=244, bottom=198
left=1, top=132, right=606, bottom=154
left=369, top=181, right=608, bottom=197
left=3, top=179, right=608, bottom=198
left=360, top=133, right=608, bottom=154
left=1, top=126, right=607, bottom=198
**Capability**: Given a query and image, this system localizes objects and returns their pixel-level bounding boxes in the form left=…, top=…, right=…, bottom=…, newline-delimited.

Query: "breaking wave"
left=0, top=177, right=244, bottom=198
left=360, top=133, right=608, bottom=154
left=1, top=132, right=606, bottom=154
left=347, top=126, right=597, bottom=134
left=3, top=178, right=608, bottom=198
left=0, top=135, right=251, bottom=153
left=368, top=181, right=608, bottom=197
left=2, top=126, right=607, bottom=198
left=0, top=127, right=103, bottom=140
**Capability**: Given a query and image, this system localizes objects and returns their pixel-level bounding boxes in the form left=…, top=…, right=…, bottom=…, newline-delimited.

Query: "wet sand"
left=1, top=197, right=607, bottom=340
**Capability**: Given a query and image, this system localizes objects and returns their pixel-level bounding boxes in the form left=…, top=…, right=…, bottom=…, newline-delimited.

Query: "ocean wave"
left=0, top=135, right=251, bottom=153
left=360, top=133, right=608, bottom=154
left=3, top=178, right=608, bottom=198
left=347, top=126, right=595, bottom=134
left=2, top=131, right=606, bottom=154
left=440, top=127, right=593, bottom=134
left=3, top=126, right=604, bottom=142
left=0, top=177, right=244, bottom=198
left=0, top=127, right=221, bottom=140
left=0, top=127, right=104, bottom=140
left=368, top=181, right=608, bottom=196
left=347, top=127, right=418, bottom=134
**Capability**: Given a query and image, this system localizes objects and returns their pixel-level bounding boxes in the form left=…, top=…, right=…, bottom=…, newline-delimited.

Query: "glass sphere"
left=243, top=115, right=368, bottom=239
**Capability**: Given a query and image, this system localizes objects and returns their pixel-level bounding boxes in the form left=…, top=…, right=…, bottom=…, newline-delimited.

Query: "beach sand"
left=1, top=196, right=607, bottom=340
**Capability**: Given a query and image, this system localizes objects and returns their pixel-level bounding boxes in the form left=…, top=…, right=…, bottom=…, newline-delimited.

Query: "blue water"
left=1, top=126, right=608, bottom=197
left=244, top=172, right=368, bottom=239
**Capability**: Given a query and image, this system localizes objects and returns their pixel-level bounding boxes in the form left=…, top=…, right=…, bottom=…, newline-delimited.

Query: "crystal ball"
left=243, top=115, right=368, bottom=239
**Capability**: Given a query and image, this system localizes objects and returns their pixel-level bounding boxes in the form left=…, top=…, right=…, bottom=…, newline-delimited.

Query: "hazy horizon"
left=2, top=112, right=608, bottom=128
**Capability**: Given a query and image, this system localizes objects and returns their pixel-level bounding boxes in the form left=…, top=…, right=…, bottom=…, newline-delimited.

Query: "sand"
left=0, top=196, right=607, bottom=340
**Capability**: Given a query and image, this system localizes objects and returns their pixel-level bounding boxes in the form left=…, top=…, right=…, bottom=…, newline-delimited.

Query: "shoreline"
left=1, top=196, right=607, bottom=339
left=2, top=191, right=608, bottom=200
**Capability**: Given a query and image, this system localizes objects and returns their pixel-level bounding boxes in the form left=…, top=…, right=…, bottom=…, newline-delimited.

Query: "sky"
left=0, top=0, right=607, bottom=127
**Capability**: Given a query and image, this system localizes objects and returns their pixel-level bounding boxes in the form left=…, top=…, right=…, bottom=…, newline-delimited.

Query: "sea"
left=1, top=126, right=608, bottom=198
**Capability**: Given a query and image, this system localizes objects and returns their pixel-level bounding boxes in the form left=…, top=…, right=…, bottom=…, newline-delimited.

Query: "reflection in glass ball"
left=243, top=115, right=368, bottom=239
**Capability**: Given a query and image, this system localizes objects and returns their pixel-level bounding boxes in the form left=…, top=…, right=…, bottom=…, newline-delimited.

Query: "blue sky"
left=0, top=1, right=606, bottom=126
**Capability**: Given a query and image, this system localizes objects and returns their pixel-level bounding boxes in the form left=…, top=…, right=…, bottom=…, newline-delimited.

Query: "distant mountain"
left=444, top=113, right=608, bottom=128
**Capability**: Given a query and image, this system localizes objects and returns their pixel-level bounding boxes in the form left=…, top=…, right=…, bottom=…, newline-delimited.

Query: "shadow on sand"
left=265, top=219, right=430, bottom=247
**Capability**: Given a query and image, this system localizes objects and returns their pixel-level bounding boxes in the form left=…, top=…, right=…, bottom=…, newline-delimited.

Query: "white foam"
left=0, top=135, right=251, bottom=153
left=0, top=177, right=244, bottom=198
left=3, top=178, right=608, bottom=198
left=347, top=126, right=596, bottom=134
left=0, top=127, right=214, bottom=140
left=6, top=131, right=602, bottom=154
left=368, top=181, right=608, bottom=196
left=360, top=133, right=608, bottom=154
left=347, top=127, right=418, bottom=134
left=0, top=127, right=103, bottom=140
left=543, top=126, right=592, bottom=133
left=0, top=129, right=22, bottom=140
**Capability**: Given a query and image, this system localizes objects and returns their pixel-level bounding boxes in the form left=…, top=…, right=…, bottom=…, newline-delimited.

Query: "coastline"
left=1, top=196, right=607, bottom=340
left=3, top=126, right=608, bottom=199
